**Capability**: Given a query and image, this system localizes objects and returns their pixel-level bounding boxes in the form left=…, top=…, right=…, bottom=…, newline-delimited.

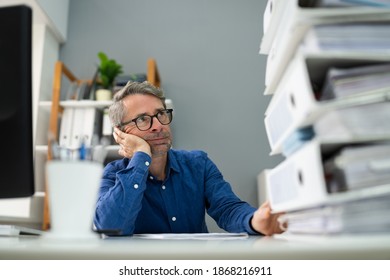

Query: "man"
left=94, top=81, right=284, bottom=236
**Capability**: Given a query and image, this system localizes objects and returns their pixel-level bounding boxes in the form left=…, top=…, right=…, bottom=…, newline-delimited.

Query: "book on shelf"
left=65, top=81, right=78, bottom=100
left=113, top=73, right=147, bottom=93
left=64, top=80, right=93, bottom=101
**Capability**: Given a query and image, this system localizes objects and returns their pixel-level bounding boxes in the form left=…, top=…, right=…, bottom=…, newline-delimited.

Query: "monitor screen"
left=0, top=5, right=34, bottom=198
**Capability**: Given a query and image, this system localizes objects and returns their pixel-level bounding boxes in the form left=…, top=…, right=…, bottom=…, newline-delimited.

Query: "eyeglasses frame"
left=120, top=108, right=173, bottom=131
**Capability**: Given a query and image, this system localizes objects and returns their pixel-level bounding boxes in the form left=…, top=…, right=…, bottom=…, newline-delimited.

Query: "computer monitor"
left=0, top=5, right=34, bottom=198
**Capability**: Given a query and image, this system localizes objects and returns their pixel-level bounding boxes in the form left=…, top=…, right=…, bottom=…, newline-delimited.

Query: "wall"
left=60, top=0, right=283, bottom=232
left=36, top=0, right=69, bottom=42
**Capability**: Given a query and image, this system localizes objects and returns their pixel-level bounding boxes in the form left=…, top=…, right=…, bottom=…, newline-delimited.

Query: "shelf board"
left=60, top=100, right=112, bottom=108
left=40, top=99, right=172, bottom=109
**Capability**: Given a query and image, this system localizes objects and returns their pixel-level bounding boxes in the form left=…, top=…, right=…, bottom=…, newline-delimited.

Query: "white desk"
left=1, top=234, right=390, bottom=259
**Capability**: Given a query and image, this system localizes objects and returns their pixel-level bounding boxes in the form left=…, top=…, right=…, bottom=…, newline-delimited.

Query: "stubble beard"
left=145, top=131, right=172, bottom=157
left=151, top=142, right=172, bottom=157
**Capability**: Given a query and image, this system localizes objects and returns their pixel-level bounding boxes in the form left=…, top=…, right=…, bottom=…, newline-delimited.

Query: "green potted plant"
left=95, top=51, right=123, bottom=101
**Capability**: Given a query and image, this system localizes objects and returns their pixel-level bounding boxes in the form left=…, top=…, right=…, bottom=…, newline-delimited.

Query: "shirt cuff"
left=246, top=213, right=264, bottom=235
left=127, top=151, right=152, bottom=170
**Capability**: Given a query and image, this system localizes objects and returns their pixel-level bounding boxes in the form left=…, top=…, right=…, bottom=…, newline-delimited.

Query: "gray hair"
left=108, top=81, right=166, bottom=127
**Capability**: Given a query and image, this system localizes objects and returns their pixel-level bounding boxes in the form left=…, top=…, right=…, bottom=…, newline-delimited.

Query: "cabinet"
left=260, top=0, right=390, bottom=234
left=42, top=58, right=165, bottom=230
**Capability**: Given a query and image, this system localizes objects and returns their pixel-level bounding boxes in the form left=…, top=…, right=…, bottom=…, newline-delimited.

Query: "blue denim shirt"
left=94, top=149, right=258, bottom=235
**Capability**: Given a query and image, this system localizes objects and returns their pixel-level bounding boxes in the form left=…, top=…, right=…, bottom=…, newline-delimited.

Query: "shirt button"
left=134, top=184, right=139, bottom=189
left=162, top=185, right=166, bottom=190
left=145, top=161, right=150, bottom=166
left=149, top=176, right=154, bottom=180
left=172, top=217, right=176, bottom=222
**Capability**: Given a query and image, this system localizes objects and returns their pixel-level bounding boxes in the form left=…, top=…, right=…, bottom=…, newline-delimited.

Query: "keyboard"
left=0, top=224, right=44, bottom=236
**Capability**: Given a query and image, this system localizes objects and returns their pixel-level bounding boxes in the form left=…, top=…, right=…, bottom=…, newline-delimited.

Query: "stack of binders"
left=59, top=105, right=103, bottom=153
left=260, top=0, right=390, bottom=235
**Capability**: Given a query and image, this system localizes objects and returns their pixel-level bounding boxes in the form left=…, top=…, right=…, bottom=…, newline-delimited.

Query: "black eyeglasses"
left=120, top=109, right=173, bottom=131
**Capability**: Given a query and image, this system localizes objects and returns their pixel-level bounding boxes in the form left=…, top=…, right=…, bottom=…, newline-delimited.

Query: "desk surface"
left=1, top=233, right=390, bottom=260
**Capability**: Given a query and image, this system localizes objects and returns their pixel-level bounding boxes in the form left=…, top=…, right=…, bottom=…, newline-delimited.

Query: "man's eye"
left=136, top=115, right=149, bottom=124
left=158, top=110, right=167, bottom=117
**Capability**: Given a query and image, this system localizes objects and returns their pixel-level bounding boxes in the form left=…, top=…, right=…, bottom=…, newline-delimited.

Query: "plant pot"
left=95, top=88, right=112, bottom=101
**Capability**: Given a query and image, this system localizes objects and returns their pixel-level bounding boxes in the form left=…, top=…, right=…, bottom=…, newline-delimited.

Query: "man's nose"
left=150, top=116, right=162, bottom=131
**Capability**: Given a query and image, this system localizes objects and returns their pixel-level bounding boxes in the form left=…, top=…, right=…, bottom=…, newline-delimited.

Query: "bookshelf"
left=260, top=0, right=390, bottom=235
left=42, top=58, right=163, bottom=230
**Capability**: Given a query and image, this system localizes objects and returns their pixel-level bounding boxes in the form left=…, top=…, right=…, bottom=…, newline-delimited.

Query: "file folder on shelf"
left=69, top=108, right=85, bottom=149
left=266, top=139, right=390, bottom=213
left=264, top=53, right=390, bottom=155
left=59, top=107, right=102, bottom=149
left=101, top=108, right=112, bottom=139
left=82, top=108, right=102, bottom=146
left=262, top=4, right=390, bottom=95
left=71, top=107, right=102, bottom=149
left=59, top=107, right=74, bottom=148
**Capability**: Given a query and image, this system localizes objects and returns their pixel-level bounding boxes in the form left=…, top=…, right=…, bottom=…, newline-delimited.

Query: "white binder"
left=260, top=0, right=390, bottom=55
left=69, top=107, right=85, bottom=149
left=82, top=107, right=100, bottom=146
left=59, top=107, right=75, bottom=148
left=260, top=0, right=287, bottom=54
left=262, top=1, right=390, bottom=95
left=266, top=139, right=390, bottom=213
left=101, top=108, right=112, bottom=138
left=264, top=53, right=390, bottom=155
left=278, top=193, right=390, bottom=234
left=70, top=107, right=101, bottom=148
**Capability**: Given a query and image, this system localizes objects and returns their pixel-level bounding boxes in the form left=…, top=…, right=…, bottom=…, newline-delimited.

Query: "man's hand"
left=113, top=127, right=151, bottom=158
left=250, top=201, right=286, bottom=236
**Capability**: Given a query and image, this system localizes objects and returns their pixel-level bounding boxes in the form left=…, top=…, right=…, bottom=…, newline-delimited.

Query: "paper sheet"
left=132, top=233, right=249, bottom=240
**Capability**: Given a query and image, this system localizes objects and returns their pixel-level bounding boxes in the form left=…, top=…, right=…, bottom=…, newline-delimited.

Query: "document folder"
left=70, top=107, right=85, bottom=149
left=260, top=0, right=390, bottom=54
left=324, top=144, right=390, bottom=193
left=262, top=3, right=390, bottom=95
left=59, top=107, right=74, bottom=148
left=266, top=140, right=390, bottom=213
left=264, top=53, right=390, bottom=155
left=278, top=192, right=390, bottom=234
